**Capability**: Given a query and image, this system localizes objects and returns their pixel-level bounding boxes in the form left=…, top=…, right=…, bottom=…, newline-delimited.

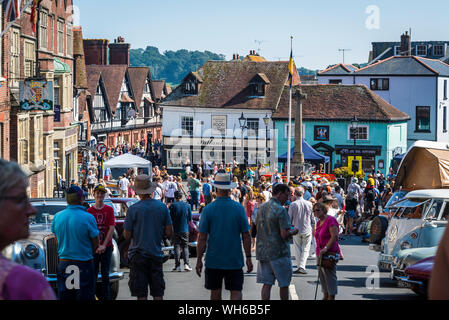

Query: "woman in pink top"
left=313, top=202, right=342, bottom=300
left=0, top=159, right=56, bottom=300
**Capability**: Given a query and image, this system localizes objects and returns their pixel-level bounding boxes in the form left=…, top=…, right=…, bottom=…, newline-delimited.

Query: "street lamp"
left=239, top=113, right=247, bottom=170
left=351, top=115, right=358, bottom=177
left=263, top=114, right=270, bottom=165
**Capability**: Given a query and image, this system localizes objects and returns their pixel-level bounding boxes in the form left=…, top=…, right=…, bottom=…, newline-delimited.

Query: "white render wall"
left=161, top=106, right=274, bottom=138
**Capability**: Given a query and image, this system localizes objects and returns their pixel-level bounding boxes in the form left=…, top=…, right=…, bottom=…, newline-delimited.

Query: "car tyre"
left=96, top=281, right=119, bottom=300
left=370, top=216, right=388, bottom=245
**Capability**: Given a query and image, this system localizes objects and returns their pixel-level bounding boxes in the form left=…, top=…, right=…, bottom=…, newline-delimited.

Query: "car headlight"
left=23, top=243, right=39, bottom=259
left=400, top=241, right=412, bottom=250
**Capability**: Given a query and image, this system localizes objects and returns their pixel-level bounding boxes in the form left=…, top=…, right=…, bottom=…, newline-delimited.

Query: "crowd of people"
left=11, top=153, right=449, bottom=301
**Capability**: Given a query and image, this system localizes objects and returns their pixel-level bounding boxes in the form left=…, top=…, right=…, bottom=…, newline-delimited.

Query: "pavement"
left=116, top=235, right=424, bottom=300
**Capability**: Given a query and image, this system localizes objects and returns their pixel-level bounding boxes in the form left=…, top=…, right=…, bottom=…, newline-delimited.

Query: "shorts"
left=88, top=184, right=95, bottom=190
left=166, top=197, right=175, bottom=204
left=250, top=222, right=257, bottom=238
left=172, top=232, right=189, bottom=247
left=257, top=256, right=292, bottom=288
left=128, top=252, right=165, bottom=298
left=345, top=210, right=356, bottom=219
left=205, top=268, right=244, bottom=291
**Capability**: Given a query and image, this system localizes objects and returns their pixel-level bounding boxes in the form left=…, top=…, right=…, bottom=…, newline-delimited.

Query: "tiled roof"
left=152, top=80, right=167, bottom=101
left=318, top=64, right=359, bottom=75
left=272, top=84, right=410, bottom=122
left=355, top=56, right=449, bottom=76
left=162, top=60, right=300, bottom=110
left=86, top=65, right=128, bottom=113
left=128, top=67, right=152, bottom=111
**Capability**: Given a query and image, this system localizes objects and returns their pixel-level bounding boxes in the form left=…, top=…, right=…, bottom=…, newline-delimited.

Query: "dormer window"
left=184, top=80, right=197, bottom=95
left=249, top=73, right=270, bottom=98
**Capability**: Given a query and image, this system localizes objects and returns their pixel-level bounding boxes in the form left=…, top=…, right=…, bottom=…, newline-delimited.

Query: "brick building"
left=1, top=0, right=77, bottom=197
left=84, top=36, right=161, bottom=150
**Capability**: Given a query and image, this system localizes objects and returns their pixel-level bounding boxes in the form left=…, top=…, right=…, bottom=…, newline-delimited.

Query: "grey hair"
left=0, top=159, right=28, bottom=196
left=294, top=186, right=305, bottom=197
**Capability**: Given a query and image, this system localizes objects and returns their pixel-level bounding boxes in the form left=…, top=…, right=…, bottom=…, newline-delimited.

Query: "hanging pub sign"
left=19, top=80, right=53, bottom=111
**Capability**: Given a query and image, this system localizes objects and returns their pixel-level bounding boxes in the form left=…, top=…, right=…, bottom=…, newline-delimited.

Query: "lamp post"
left=238, top=113, right=248, bottom=171
left=263, top=114, right=270, bottom=166
left=351, top=115, right=358, bottom=178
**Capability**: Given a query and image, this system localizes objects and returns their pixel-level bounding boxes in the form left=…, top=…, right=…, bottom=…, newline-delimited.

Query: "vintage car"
left=402, top=256, right=435, bottom=296
left=391, top=246, right=437, bottom=283
left=1, top=199, right=124, bottom=300
left=370, top=189, right=449, bottom=272
left=91, top=197, right=200, bottom=267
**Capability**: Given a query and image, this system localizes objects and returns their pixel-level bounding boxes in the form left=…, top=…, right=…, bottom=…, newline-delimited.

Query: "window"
left=24, top=41, right=36, bottom=78
left=394, top=46, right=402, bottom=56
left=250, top=82, right=265, bottom=96
left=39, top=10, right=48, bottom=49
left=54, top=77, right=61, bottom=106
left=444, top=80, right=447, bottom=100
left=370, top=78, right=389, bottom=91
left=329, top=79, right=342, bottom=84
left=93, top=85, right=107, bottom=122
left=58, top=19, right=64, bottom=54
left=247, top=119, right=259, bottom=137
left=66, top=22, right=72, bottom=56
left=416, top=106, right=431, bottom=132
left=10, top=28, right=20, bottom=87
left=416, top=45, right=427, bottom=56
left=181, top=116, right=193, bottom=136
left=184, top=81, right=197, bottom=95
left=284, top=123, right=305, bottom=139
left=434, top=45, right=445, bottom=57
left=348, top=125, right=369, bottom=141
left=444, top=106, right=447, bottom=132
left=18, top=118, right=29, bottom=165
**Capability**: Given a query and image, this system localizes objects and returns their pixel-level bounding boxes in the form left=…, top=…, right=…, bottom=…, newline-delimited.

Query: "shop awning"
left=278, top=140, right=330, bottom=163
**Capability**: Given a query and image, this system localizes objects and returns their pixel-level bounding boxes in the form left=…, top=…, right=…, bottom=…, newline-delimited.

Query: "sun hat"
left=304, top=175, right=312, bottom=181
left=211, top=173, right=238, bottom=190
left=323, top=195, right=337, bottom=202
left=133, top=174, right=156, bottom=195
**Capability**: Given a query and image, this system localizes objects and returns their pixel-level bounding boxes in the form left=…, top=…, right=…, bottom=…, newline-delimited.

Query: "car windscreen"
left=386, top=191, right=408, bottom=208
left=30, top=204, right=66, bottom=224
left=393, top=199, right=430, bottom=219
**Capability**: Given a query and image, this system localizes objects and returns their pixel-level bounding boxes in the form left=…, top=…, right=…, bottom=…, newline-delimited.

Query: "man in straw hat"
left=195, top=172, right=253, bottom=300
left=124, top=175, right=173, bottom=300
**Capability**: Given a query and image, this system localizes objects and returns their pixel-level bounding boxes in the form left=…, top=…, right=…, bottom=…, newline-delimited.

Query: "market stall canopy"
left=278, top=140, right=330, bottom=163
left=103, top=153, right=152, bottom=175
left=395, top=141, right=449, bottom=190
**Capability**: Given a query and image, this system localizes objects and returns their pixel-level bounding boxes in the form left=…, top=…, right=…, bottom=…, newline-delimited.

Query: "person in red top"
left=87, top=185, right=116, bottom=300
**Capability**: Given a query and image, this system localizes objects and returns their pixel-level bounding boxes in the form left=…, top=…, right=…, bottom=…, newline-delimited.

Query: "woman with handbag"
left=313, top=202, right=342, bottom=300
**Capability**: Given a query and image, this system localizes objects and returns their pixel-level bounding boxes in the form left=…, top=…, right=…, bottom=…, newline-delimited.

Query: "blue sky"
left=76, top=0, right=449, bottom=70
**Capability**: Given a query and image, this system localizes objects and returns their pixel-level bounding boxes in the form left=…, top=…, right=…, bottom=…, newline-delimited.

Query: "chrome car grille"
left=45, top=236, right=58, bottom=276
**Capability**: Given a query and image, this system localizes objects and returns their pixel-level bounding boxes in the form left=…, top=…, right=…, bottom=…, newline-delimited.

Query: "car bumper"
left=395, top=275, right=424, bottom=288
left=378, top=254, right=394, bottom=271
left=45, top=271, right=124, bottom=283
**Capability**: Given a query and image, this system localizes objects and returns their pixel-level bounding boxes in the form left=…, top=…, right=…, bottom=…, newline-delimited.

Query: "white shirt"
left=119, top=178, right=130, bottom=191
left=327, top=207, right=340, bottom=218
left=165, top=182, right=178, bottom=198
left=262, top=191, right=272, bottom=202
left=153, top=187, right=162, bottom=200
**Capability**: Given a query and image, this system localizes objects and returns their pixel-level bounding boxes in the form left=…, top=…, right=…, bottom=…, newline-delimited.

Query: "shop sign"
left=20, top=80, right=53, bottom=111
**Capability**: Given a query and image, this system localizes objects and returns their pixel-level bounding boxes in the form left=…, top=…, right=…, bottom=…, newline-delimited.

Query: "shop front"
left=335, top=145, right=383, bottom=174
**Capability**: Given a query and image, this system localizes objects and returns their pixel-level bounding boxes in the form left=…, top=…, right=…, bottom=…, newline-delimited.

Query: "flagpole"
left=286, top=36, right=293, bottom=184
left=0, top=0, right=34, bottom=39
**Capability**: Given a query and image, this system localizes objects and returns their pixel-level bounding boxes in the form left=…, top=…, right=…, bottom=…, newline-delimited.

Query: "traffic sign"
left=96, top=143, right=107, bottom=154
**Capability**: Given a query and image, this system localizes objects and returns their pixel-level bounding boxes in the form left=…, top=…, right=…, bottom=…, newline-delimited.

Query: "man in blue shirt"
left=202, top=178, right=212, bottom=205
left=124, top=175, right=173, bottom=300
left=169, top=191, right=193, bottom=272
left=51, top=186, right=99, bottom=301
left=196, top=173, right=253, bottom=300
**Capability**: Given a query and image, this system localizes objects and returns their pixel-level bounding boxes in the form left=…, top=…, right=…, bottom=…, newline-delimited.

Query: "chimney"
left=237, top=54, right=239, bottom=60
left=109, top=36, right=131, bottom=65
left=400, top=31, right=411, bottom=56
left=233, top=54, right=236, bottom=60
left=83, top=39, right=109, bottom=65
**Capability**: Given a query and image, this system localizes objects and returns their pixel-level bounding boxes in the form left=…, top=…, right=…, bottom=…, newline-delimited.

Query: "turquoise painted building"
left=272, top=85, right=410, bottom=175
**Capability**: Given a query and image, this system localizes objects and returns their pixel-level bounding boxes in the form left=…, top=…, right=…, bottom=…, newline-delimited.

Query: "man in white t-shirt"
left=119, top=175, right=130, bottom=198
left=164, top=176, right=178, bottom=205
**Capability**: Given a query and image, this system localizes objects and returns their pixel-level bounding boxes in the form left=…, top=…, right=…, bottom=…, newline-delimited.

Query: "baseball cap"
left=94, top=185, right=107, bottom=193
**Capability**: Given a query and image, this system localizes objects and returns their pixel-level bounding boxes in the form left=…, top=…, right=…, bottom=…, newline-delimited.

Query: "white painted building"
left=318, top=57, right=449, bottom=147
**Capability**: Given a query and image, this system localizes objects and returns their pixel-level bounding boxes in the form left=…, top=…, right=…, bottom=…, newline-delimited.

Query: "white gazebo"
left=103, top=153, right=152, bottom=178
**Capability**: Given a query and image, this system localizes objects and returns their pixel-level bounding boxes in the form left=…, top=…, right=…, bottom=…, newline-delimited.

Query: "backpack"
left=366, top=188, right=376, bottom=202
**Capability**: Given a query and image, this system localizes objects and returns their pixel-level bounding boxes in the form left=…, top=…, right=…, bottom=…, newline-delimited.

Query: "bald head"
left=294, top=186, right=305, bottom=198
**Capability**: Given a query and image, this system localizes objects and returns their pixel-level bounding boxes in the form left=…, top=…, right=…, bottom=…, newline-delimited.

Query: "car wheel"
left=119, top=239, right=131, bottom=268
left=370, top=216, right=388, bottom=245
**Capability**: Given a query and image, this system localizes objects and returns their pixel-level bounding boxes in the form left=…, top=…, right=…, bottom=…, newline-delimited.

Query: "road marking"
left=289, top=284, right=299, bottom=300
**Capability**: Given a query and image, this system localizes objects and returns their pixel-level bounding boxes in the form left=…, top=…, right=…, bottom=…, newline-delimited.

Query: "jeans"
left=292, top=233, right=312, bottom=270
left=173, top=232, right=189, bottom=267
left=57, top=260, right=96, bottom=301
left=190, top=190, right=199, bottom=211
left=94, top=245, right=113, bottom=300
